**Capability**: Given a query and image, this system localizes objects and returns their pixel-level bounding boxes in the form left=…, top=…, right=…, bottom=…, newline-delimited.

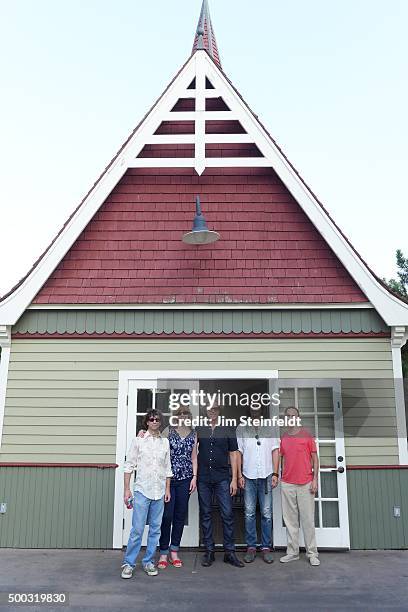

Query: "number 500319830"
left=5, top=592, right=68, bottom=605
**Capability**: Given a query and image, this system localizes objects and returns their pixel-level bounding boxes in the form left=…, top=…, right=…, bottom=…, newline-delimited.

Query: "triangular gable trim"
left=0, top=50, right=407, bottom=326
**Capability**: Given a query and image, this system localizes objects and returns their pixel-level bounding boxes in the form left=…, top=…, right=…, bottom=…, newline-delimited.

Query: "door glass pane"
left=314, top=501, right=320, bottom=528
left=156, top=390, right=171, bottom=430
left=298, top=388, right=314, bottom=412
left=136, top=389, right=154, bottom=434
left=279, top=387, right=295, bottom=413
left=300, top=416, right=315, bottom=436
left=317, top=416, right=335, bottom=439
left=322, top=501, right=340, bottom=527
left=136, top=388, right=153, bottom=412
left=320, top=472, right=338, bottom=498
left=156, top=389, right=171, bottom=413
left=161, top=413, right=171, bottom=431
left=136, top=414, right=147, bottom=433
left=318, top=444, right=336, bottom=467
left=316, top=387, right=333, bottom=412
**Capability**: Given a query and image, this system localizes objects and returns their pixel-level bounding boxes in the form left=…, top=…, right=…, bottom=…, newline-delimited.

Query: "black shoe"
left=223, top=551, right=245, bottom=568
left=201, top=551, right=215, bottom=567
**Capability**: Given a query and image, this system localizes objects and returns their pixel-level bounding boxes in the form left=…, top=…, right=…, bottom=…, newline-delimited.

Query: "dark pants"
left=159, top=478, right=190, bottom=554
left=198, top=479, right=235, bottom=552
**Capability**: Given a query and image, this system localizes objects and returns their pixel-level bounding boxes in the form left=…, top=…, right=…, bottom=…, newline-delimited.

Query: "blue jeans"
left=159, top=478, right=190, bottom=554
left=244, top=475, right=273, bottom=549
left=123, top=491, right=164, bottom=568
left=198, top=479, right=235, bottom=552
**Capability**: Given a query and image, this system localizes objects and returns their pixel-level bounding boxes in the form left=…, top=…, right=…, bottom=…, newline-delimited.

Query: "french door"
left=273, top=379, right=350, bottom=549
left=122, top=378, right=200, bottom=547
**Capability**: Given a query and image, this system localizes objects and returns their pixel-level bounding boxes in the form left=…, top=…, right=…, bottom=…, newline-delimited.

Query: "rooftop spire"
left=192, top=0, right=221, bottom=68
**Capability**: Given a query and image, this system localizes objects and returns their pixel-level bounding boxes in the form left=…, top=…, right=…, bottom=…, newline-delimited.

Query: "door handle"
left=331, top=466, right=345, bottom=473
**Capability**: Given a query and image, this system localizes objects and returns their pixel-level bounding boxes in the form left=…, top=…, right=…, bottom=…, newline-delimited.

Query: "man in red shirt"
left=279, top=406, right=320, bottom=566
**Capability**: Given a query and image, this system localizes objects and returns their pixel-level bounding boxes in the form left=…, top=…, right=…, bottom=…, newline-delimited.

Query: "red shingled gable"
left=32, top=167, right=367, bottom=305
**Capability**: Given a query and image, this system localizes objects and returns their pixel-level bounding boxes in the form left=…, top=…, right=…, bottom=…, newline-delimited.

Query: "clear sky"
left=0, top=0, right=407, bottom=296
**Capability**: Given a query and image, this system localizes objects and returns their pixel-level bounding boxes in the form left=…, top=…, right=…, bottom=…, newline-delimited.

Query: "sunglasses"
left=148, top=417, right=161, bottom=423
left=255, top=434, right=261, bottom=446
left=178, top=411, right=191, bottom=416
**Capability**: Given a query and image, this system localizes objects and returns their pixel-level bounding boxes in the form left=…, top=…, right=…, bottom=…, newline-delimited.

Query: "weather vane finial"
left=192, top=0, right=221, bottom=68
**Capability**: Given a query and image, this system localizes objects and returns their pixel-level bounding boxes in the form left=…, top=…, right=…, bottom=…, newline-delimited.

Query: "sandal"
left=169, top=557, right=183, bottom=568
left=157, top=558, right=168, bottom=569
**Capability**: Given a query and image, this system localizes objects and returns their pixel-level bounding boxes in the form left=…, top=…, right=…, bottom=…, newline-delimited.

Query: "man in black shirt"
left=196, top=404, right=244, bottom=568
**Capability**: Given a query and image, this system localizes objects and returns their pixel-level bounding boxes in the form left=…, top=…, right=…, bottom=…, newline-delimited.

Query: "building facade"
left=1, top=1, right=407, bottom=550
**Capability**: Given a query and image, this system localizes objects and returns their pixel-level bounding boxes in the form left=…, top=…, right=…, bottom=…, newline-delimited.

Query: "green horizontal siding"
left=0, top=467, right=115, bottom=548
left=1, top=466, right=406, bottom=550
left=342, top=378, right=397, bottom=465
left=13, top=309, right=388, bottom=335
left=347, top=469, right=408, bottom=549
left=0, top=338, right=397, bottom=463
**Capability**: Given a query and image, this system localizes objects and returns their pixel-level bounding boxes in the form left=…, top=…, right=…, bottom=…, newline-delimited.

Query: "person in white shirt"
left=237, top=408, right=280, bottom=564
left=121, top=409, right=172, bottom=579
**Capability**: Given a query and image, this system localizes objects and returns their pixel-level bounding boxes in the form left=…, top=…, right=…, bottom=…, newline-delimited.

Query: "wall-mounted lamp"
left=182, top=196, right=220, bottom=245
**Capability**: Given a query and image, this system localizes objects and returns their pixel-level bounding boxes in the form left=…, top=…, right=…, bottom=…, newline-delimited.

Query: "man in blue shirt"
left=196, top=404, right=244, bottom=568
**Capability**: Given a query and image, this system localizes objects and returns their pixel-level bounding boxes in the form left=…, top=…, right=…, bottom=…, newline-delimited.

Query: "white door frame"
left=123, top=378, right=201, bottom=547
left=113, top=369, right=278, bottom=549
left=273, top=378, right=350, bottom=549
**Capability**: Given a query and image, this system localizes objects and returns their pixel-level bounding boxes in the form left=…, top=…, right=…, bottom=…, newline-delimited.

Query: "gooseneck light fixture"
left=182, top=196, right=220, bottom=245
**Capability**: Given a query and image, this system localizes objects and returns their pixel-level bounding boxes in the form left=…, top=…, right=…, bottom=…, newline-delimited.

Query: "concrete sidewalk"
left=0, top=549, right=407, bottom=612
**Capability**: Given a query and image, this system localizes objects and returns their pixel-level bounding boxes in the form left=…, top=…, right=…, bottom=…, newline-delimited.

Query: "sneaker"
left=121, top=564, right=133, bottom=579
left=279, top=554, right=299, bottom=563
left=243, top=548, right=257, bottom=563
left=309, top=555, right=320, bottom=566
left=143, top=562, right=159, bottom=576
